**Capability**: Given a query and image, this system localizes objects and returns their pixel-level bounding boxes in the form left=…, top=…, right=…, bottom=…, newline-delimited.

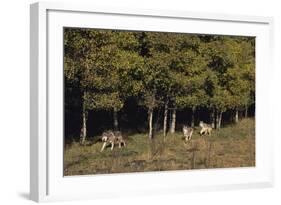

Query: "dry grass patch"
left=64, top=118, right=255, bottom=176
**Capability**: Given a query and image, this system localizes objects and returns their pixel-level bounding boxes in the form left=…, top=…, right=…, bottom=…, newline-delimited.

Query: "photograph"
left=63, top=27, right=255, bottom=176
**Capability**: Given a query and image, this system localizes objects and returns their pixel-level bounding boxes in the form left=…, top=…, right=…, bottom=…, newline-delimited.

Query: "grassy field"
left=64, top=118, right=255, bottom=176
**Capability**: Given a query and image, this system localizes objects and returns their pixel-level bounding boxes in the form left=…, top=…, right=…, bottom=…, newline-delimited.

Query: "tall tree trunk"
left=163, top=102, right=168, bottom=139
left=217, top=111, right=222, bottom=129
left=148, top=108, right=154, bottom=139
left=80, top=106, right=87, bottom=145
left=210, top=109, right=215, bottom=128
left=169, top=108, right=176, bottom=134
left=214, top=109, right=217, bottom=129
left=113, top=108, right=118, bottom=131
left=245, top=105, right=248, bottom=118
left=191, top=106, right=196, bottom=127
left=235, top=108, right=239, bottom=123
left=169, top=109, right=172, bottom=131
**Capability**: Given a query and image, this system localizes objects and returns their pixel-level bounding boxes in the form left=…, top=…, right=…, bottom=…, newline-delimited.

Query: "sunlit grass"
left=64, top=118, right=255, bottom=176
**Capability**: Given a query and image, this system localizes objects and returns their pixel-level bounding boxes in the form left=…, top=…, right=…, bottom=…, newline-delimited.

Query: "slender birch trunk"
left=169, top=109, right=172, bottom=132
left=217, top=111, right=222, bottom=129
left=235, top=108, right=239, bottom=123
left=245, top=105, right=248, bottom=118
left=169, top=108, right=176, bottom=134
left=210, top=109, right=215, bottom=129
left=163, top=102, right=168, bottom=139
left=214, top=109, right=217, bottom=129
left=80, top=106, right=87, bottom=145
left=113, top=108, right=118, bottom=131
left=148, top=108, right=154, bottom=139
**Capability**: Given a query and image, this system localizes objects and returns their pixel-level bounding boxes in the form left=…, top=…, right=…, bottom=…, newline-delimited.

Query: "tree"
left=203, top=35, right=255, bottom=127
left=135, top=32, right=174, bottom=139
left=174, top=35, right=208, bottom=127
left=110, top=32, right=143, bottom=130
left=64, top=28, right=256, bottom=142
left=223, top=37, right=255, bottom=123
left=144, top=32, right=179, bottom=138
left=175, top=60, right=208, bottom=127
left=210, top=87, right=232, bottom=129
left=140, top=53, right=170, bottom=139
left=64, top=29, right=138, bottom=143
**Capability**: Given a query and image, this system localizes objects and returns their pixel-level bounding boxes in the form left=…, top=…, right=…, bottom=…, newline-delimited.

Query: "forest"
left=63, top=28, right=255, bottom=175
left=64, top=28, right=255, bottom=144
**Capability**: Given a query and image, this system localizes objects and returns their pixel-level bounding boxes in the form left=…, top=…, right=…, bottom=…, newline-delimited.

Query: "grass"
left=64, top=118, right=255, bottom=176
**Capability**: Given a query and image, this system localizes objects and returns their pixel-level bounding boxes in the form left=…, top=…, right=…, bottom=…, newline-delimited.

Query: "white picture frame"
left=30, top=1, right=274, bottom=202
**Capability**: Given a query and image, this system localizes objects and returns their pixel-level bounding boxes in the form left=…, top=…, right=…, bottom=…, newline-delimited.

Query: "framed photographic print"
left=30, top=2, right=274, bottom=202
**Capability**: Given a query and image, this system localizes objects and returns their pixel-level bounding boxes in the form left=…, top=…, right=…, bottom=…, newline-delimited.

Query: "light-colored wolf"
left=183, top=126, right=194, bottom=141
left=199, top=121, right=212, bottom=135
left=100, top=131, right=126, bottom=152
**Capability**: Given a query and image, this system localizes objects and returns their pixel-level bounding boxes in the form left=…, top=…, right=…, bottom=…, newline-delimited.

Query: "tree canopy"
left=64, top=28, right=255, bottom=143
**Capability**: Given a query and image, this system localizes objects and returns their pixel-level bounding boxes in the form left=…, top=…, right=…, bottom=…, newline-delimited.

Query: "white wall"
left=0, top=0, right=280, bottom=204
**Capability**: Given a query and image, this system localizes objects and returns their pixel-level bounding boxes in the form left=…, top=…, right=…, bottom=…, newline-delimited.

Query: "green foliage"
left=64, top=28, right=255, bottom=133
left=202, top=36, right=255, bottom=112
left=211, top=87, right=232, bottom=112
left=64, top=28, right=145, bottom=112
left=83, top=92, right=123, bottom=111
